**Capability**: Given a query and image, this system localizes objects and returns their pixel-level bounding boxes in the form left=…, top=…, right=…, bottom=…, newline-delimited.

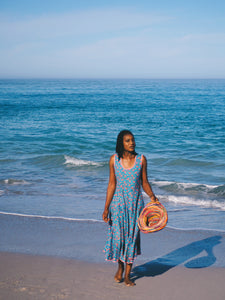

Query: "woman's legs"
left=114, top=260, right=124, bottom=283
left=124, top=263, right=135, bottom=286
left=114, top=260, right=135, bottom=286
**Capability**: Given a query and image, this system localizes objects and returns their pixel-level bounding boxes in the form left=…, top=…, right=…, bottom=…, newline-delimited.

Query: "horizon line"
left=0, top=77, right=225, bottom=80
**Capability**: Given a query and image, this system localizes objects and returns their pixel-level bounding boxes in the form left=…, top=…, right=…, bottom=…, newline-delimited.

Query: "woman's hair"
left=116, top=130, right=137, bottom=159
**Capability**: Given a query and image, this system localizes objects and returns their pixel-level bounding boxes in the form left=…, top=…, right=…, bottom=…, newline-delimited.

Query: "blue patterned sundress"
left=104, top=153, right=144, bottom=263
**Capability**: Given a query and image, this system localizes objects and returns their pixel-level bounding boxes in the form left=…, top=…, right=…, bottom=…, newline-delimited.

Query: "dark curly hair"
left=116, top=130, right=137, bottom=160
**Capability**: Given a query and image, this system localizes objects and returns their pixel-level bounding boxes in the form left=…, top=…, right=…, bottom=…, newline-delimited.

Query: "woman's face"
left=123, top=134, right=136, bottom=152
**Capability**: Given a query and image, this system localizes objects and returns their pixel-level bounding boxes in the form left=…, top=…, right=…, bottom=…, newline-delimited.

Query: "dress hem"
left=103, top=250, right=141, bottom=264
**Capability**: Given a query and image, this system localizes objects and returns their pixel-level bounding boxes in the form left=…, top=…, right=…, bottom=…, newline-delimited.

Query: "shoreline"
left=1, top=210, right=225, bottom=234
left=0, top=213, right=225, bottom=267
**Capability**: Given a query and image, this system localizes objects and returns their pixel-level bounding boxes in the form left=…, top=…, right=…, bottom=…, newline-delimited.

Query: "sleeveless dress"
left=104, top=153, right=144, bottom=263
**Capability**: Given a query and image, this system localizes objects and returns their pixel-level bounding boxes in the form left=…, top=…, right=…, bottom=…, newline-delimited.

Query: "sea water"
left=0, top=79, right=225, bottom=232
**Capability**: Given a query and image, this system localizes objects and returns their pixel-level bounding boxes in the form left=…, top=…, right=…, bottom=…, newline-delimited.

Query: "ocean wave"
left=164, top=158, right=214, bottom=167
left=31, top=154, right=64, bottom=168
left=0, top=158, right=16, bottom=163
left=153, top=181, right=225, bottom=198
left=64, top=155, right=103, bottom=167
left=164, top=195, right=225, bottom=211
left=27, top=154, right=105, bottom=169
left=0, top=178, right=30, bottom=185
left=0, top=211, right=104, bottom=223
left=211, top=185, right=225, bottom=197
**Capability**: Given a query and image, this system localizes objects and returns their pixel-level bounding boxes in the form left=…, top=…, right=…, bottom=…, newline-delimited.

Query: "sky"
left=0, top=0, right=225, bottom=78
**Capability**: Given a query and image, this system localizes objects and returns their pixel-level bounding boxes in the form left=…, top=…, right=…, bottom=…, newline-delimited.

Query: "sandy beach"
left=0, top=214, right=225, bottom=299
left=0, top=252, right=225, bottom=300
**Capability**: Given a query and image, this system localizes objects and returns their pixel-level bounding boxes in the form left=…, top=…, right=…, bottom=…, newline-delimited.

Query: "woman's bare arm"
left=141, top=155, right=158, bottom=202
left=102, top=155, right=117, bottom=222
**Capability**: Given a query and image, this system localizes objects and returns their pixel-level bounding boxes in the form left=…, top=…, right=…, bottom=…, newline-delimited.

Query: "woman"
left=103, top=130, right=158, bottom=286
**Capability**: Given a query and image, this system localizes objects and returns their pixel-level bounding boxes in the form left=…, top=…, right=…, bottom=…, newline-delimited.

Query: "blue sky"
left=0, top=0, right=225, bottom=78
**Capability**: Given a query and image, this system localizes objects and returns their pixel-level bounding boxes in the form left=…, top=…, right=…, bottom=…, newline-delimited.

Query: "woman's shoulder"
left=136, top=154, right=147, bottom=166
left=141, top=154, right=146, bottom=160
left=109, top=153, right=117, bottom=164
left=136, top=153, right=145, bottom=160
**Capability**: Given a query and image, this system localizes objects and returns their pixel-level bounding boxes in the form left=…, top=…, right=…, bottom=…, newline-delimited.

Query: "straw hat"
left=138, top=202, right=168, bottom=233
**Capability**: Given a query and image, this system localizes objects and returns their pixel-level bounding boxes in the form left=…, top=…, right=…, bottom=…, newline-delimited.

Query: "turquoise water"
left=0, top=79, right=225, bottom=231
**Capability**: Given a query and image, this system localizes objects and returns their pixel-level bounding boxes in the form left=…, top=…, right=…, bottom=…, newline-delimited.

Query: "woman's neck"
left=122, top=151, right=135, bottom=159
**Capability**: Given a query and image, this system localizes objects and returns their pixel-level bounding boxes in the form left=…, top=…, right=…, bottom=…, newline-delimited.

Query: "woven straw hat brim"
left=138, top=202, right=168, bottom=233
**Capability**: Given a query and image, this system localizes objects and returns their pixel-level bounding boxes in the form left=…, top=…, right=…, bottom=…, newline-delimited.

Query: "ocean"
left=0, top=78, right=225, bottom=232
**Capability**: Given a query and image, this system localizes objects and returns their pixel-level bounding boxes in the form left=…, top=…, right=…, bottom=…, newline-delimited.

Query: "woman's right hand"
left=102, top=209, right=109, bottom=223
left=150, top=195, right=159, bottom=203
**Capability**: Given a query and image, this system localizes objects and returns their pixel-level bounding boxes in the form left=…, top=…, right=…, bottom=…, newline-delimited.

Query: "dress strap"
left=114, top=153, right=118, bottom=166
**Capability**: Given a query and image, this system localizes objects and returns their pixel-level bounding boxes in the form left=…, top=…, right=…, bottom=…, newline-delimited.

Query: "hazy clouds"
left=0, top=5, right=224, bottom=78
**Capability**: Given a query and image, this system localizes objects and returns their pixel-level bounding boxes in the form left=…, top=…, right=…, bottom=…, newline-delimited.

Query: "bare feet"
left=114, top=260, right=124, bottom=283
left=124, top=263, right=135, bottom=286
left=114, top=271, right=123, bottom=283
left=124, top=277, right=135, bottom=287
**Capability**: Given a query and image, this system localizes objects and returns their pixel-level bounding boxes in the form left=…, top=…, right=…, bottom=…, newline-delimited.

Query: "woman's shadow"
left=132, top=235, right=222, bottom=280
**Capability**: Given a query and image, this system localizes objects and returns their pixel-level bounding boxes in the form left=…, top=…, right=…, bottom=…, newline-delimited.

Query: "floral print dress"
left=104, top=153, right=144, bottom=263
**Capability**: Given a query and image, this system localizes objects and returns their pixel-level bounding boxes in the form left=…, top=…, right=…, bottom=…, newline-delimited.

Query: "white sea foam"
left=0, top=190, right=4, bottom=196
left=152, top=180, right=225, bottom=198
left=166, top=195, right=225, bottom=211
left=64, top=155, right=102, bottom=167
left=0, top=211, right=104, bottom=223
left=165, top=224, right=225, bottom=233
left=154, top=180, right=218, bottom=190
left=2, top=178, right=30, bottom=185
left=143, top=189, right=225, bottom=210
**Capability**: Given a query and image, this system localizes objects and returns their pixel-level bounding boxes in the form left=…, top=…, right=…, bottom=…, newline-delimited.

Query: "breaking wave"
left=64, top=155, right=103, bottom=167
left=153, top=181, right=225, bottom=198
left=0, top=178, right=30, bottom=185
